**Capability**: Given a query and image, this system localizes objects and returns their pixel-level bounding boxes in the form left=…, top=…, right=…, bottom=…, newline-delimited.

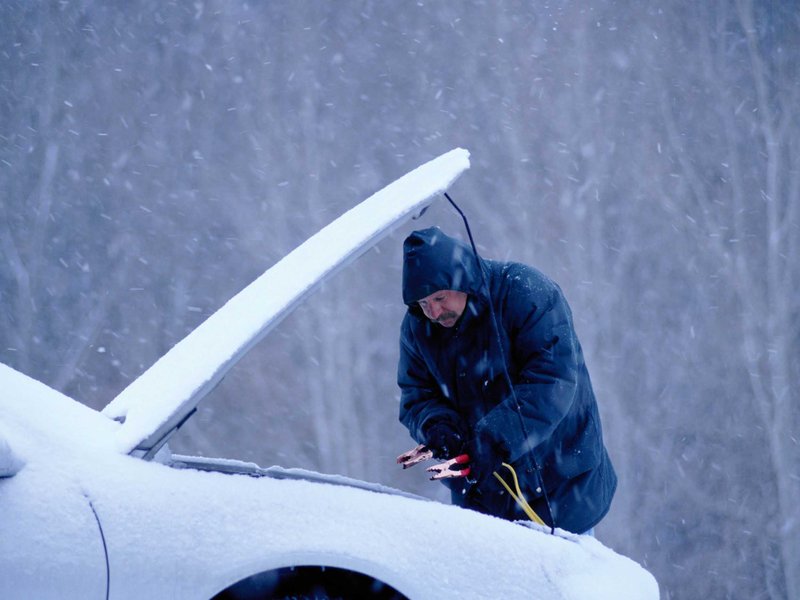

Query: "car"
left=0, top=149, right=659, bottom=600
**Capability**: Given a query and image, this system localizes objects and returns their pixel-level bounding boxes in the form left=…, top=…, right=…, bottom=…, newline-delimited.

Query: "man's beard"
left=436, top=312, right=458, bottom=325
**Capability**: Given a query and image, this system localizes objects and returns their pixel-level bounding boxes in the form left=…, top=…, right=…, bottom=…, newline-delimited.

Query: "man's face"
left=417, top=290, right=468, bottom=328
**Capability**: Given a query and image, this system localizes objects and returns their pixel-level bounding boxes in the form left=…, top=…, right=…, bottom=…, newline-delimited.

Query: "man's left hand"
left=424, top=420, right=465, bottom=460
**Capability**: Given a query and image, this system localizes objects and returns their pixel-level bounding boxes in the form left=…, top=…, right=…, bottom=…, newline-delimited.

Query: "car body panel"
left=0, top=465, right=108, bottom=600
left=0, top=364, right=111, bottom=599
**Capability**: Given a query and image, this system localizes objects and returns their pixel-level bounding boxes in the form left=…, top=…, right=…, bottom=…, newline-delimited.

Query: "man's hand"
left=466, top=428, right=507, bottom=481
left=465, top=447, right=497, bottom=483
left=424, top=420, right=465, bottom=460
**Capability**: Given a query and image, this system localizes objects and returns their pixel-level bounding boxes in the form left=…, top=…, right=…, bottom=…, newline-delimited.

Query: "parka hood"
left=402, top=227, right=485, bottom=306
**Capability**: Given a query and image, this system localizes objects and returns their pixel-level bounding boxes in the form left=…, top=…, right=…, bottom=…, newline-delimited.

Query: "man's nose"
left=428, top=303, right=442, bottom=319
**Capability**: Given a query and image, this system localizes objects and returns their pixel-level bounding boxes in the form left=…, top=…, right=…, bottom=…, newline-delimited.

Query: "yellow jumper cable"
left=493, top=463, right=546, bottom=526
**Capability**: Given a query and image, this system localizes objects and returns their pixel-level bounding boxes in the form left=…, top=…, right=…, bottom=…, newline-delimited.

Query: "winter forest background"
left=1, top=1, right=798, bottom=598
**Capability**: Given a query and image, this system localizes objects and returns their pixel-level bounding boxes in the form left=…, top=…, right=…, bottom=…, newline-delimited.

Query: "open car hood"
left=101, top=148, right=471, bottom=457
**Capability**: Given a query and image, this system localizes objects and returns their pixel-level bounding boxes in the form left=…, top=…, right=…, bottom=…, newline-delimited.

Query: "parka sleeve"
left=397, top=317, right=463, bottom=443
left=474, top=273, right=580, bottom=463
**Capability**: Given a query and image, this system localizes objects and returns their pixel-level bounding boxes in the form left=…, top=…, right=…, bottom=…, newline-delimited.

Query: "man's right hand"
left=465, top=428, right=506, bottom=482
left=424, top=420, right=465, bottom=460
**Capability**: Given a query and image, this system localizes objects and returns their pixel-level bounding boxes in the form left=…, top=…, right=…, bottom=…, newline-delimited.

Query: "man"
left=397, top=226, right=616, bottom=534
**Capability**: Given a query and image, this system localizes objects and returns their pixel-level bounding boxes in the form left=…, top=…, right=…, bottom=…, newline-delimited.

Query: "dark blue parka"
left=398, top=227, right=616, bottom=534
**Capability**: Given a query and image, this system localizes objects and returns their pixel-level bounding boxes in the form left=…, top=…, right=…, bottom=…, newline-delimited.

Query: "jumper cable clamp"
left=396, top=444, right=471, bottom=480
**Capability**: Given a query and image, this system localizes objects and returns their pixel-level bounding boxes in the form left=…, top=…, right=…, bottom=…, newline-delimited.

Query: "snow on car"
left=0, top=149, right=659, bottom=599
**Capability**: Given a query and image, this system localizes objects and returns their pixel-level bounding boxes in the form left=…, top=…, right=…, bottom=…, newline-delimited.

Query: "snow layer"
left=0, top=362, right=659, bottom=599
left=0, top=433, right=25, bottom=477
left=102, top=148, right=471, bottom=455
